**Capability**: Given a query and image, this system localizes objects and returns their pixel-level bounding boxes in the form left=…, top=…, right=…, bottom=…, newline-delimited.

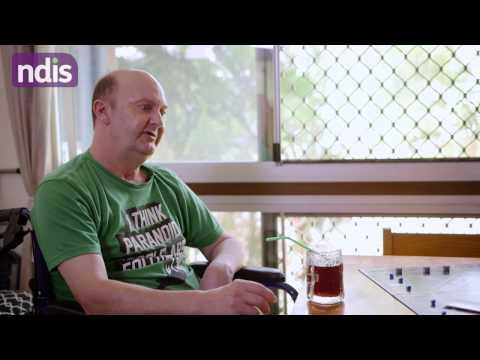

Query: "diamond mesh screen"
left=280, top=45, right=480, bottom=160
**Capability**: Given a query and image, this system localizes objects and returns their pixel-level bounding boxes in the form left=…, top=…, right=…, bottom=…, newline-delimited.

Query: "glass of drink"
left=306, top=248, right=344, bottom=305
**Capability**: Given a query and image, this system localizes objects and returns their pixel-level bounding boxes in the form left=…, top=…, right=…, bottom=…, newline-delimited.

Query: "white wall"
left=0, top=49, right=30, bottom=209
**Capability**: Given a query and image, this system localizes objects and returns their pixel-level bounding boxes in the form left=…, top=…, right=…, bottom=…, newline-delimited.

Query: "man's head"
left=91, top=69, right=168, bottom=158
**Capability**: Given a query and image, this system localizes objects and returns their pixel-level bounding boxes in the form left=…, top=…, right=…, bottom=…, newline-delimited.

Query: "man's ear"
left=93, top=99, right=111, bottom=125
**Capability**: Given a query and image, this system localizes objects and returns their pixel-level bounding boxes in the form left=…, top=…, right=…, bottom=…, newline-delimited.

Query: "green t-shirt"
left=31, top=151, right=224, bottom=302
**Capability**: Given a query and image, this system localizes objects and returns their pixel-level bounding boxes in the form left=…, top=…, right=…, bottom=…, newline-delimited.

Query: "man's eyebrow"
left=133, top=98, right=159, bottom=104
left=135, top=98, right=168, bottom=107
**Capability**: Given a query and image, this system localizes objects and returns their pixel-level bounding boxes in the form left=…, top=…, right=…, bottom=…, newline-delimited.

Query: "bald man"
left=32, top=70, right=276, bottom=314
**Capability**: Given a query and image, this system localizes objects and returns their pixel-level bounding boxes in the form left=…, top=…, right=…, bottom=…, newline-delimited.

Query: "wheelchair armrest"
left=38, top=300, right=85, bottom=315
left=190, top=261, right=298, bottom=302
left=190, top=261, right=285, bottom=284
left=43, top=303, right=85, bottom=315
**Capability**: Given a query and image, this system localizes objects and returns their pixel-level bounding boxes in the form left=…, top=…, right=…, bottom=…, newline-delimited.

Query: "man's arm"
left=199, top=233, right=245, bottom=290
left=58, top=253, right=276, bottom=315
left=59, top=253, right=205, bottom=314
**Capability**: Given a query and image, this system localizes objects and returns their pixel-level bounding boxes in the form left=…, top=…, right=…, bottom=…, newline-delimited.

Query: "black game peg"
left=431, top=299, right=436, bottom=308
left=443, top=266, right=450, bottom=275
left=423, top=267, right=430, bottom=275
left=389, top=273, right=394, bottom=280
left=395, top=268, right=402, bottom=276
left=398, top=277, right=403, bottom=284
left=406, top=285, right=411, bottom=292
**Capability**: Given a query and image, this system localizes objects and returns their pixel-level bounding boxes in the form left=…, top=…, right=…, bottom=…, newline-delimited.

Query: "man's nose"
left=149, top=111, right=165, bottom=128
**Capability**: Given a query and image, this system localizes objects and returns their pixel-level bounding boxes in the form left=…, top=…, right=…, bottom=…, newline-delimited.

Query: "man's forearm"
left=81, top=279, right=208, bottom=315
left=206, top=236, right=245, bottom=272
left=198, top=236, right=245, bottom=290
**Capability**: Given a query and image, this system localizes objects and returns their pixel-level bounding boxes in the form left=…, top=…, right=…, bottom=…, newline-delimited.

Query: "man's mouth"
left=143, top=130, right=157, bottom=139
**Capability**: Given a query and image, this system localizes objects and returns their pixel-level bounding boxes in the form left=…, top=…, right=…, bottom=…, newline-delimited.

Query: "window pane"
left=111, top=45, right=259, bottom=162
left=280, top=45, right=480, bottom=160
left=277, top=215, right=480, bottom=314
left=55, top=45, right=97, bottom=161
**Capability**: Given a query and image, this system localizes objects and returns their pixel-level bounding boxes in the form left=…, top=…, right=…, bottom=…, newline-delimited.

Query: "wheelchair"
left=0, top=208, right=33, bottom=315
left=1, top=207, right=298, bottom=315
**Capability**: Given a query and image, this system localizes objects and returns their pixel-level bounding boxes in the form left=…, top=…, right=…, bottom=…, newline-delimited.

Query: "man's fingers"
left=254, top=306, right=264, bottom=315
left=228, top=279, right=278, bottom=314
left=243, top=292, right=272, bottom=314
left=242, top=280, right=277, bottom=304
left=237, top=304, right=259, bottom=315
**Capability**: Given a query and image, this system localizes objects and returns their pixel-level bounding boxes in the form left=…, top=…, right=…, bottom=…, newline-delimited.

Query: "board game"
left=359, top=264, right=480, bottom=315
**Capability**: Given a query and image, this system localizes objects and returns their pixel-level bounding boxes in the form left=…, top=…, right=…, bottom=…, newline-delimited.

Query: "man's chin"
left=143, top=148, right=156, bottom=157
left=136, top=145, right=156, bottom=158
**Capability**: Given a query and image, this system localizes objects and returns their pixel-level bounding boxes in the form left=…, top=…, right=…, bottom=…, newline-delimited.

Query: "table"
left=292, top=255, right=480, bottom=315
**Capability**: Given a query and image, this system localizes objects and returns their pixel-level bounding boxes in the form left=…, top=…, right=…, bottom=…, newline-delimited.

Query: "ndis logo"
left=12, top=53, right=78, bottom=87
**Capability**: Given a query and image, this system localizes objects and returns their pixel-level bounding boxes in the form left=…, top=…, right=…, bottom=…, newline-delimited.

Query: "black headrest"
left=0, top=208, right=31, bottom=255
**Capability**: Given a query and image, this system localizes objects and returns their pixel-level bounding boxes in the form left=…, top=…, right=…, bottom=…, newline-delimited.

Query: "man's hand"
left=203, top=279, right=277, bottom=315
left=199, top=261, right=235, bottom=290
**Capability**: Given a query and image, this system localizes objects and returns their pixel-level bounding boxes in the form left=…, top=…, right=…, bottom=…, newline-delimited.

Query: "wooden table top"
left=292, top=255, right=480, bottom=315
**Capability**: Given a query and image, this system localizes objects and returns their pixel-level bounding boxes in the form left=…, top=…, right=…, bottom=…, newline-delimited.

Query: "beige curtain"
left=0, top=45, right=61, bottom=291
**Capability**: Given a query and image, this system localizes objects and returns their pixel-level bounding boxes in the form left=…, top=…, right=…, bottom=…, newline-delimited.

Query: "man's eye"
left=141, top=104, right=153, bottom=111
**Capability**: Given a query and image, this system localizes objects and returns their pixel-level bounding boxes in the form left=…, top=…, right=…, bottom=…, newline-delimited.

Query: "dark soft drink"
left=307, top=264, right=344, bottom=298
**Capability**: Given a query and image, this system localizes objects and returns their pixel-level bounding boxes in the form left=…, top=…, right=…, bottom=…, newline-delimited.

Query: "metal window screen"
left=279, top=45, right=480, bottom=161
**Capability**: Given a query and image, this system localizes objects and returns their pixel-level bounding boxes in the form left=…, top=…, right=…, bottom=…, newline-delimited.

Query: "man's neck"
left=89, top=143, right=148, bottom=184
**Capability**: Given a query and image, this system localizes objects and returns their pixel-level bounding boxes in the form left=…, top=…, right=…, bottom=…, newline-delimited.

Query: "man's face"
left=107, top=72, right=168, bottom=158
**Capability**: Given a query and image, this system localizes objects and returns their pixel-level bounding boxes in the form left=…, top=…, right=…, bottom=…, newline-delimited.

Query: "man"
left=31, top=69, right=276, bottom=314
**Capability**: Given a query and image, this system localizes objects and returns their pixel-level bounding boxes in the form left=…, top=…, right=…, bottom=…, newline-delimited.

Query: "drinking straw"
left=265, top=235, right=321, bottom=254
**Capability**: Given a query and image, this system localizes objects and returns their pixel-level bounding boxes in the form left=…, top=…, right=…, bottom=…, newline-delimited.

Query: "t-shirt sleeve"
left=166, top=171, right=224, bottom=249
left=31, top=179, right=102, bottom=271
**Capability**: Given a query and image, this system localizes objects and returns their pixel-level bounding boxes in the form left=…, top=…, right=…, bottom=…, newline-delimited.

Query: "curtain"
left=0, top=45, right=61, bottom=291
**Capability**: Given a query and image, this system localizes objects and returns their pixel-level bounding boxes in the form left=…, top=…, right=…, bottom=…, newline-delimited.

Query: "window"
left=274, top=45, right=480, bottom=312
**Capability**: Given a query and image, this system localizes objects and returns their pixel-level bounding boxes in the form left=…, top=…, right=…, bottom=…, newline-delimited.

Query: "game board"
left=359, top=264, right=480, bottom=315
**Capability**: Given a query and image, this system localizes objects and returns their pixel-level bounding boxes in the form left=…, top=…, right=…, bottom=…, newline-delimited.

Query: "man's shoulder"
left=39, top=152, right=91, bottom=189
left=146, top=164, right=193, bottom=196
left=146, top=164, right=182, bottom=183
left=32, top=153, right=94, bottom=219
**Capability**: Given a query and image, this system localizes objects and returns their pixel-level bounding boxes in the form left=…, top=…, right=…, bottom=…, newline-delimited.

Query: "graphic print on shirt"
left=114, top=202, right=187, bottom=281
